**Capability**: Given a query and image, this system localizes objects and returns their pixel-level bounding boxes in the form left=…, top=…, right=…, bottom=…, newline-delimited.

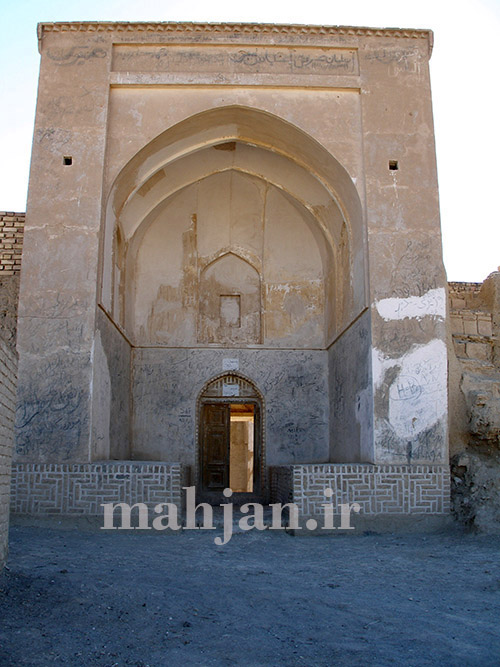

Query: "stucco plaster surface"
left=131, top=348, right=329, bottom=467
left=92, top=308, right=131, bottom=461
left=14, top=22, right=447, bottom=479
left=329, top=310, right=373, bottom=463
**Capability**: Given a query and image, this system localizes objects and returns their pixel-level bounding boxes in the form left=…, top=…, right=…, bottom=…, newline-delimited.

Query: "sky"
left=0, top=0, right=499, bottom=282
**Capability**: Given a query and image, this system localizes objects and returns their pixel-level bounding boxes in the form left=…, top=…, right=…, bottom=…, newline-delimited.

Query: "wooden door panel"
left=201, top=404, right=229, bottom=491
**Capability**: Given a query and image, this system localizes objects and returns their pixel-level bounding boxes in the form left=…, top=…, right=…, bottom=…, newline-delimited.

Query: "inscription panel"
left=112, top=45, right=359, bottom=76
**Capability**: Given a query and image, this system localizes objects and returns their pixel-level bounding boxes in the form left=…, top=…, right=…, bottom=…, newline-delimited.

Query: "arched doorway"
left=198, top=373, right=264, bottom=504
left=98, top=105, right=373, bottom=467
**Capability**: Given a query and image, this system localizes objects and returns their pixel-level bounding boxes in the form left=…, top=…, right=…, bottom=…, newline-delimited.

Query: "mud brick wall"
left=10, top=462, right=188, bottom=516
left=0, top=212, right=24, bottom=275
left=0, top=337, right=18, bottom=569
left=448, top=282, right=482, bottom=307
left=282, top=464, right=450, bottom=517
left=449, top=281, right=495, bottom=364
left=0, top=212, right=24, bottom=348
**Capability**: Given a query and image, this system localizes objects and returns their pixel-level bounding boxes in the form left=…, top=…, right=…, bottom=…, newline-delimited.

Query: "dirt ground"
left=1, top=519, right=500, bottom=666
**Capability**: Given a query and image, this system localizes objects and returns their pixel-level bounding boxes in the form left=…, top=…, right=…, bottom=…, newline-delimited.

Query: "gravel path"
left=1, top=521, right=500, bottom=666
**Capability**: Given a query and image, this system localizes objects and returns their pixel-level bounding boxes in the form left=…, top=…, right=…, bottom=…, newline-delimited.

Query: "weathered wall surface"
left=0, top=212, right=24, bottom=348
left=129, top=173, right=324, bottom=348
left=0, top=337, right=17, bottom=569
left=15, top=28, right=111, bottom=462
left=91, top=308, right=131, bottom=461
left=449, top=280, right=496, bottom=366
left=360, top=38, right=449, bottom=465
left=449, top=275, right=500, bottom=454
left=448, top=273, right=500, bottom=532
left=0, top=212, right=22, bottom=567
left=0, top=276, right=20, bottom=350
left=131, top=348, right=329, bottom=467
left=16, top=22, right=446, bottom=474
left=329, top=309, right=373, bottom=462
left=0, top=212, right=24, bottom=276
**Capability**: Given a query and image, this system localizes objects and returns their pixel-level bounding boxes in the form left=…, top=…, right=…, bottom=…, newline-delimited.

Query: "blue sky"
left=1, top=0, right=499, bottom=281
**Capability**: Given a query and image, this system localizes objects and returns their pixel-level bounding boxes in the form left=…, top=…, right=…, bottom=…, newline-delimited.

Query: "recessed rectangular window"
left=63, top=156, right=73, bottom=166
left=389, top=160, right=398, bottom=170
left=220, top=295, right=241, bottom=327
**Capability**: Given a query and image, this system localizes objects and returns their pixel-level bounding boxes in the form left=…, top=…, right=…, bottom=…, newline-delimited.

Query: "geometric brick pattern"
left=272, top=464, right=450, bottom=516
left=0, top=212, right=24, bottom=275
left=11, top=462, right=450, bottom=518
left=10, top=462, right=188, bottom=516
left=0, top=337, right=17, bottom=568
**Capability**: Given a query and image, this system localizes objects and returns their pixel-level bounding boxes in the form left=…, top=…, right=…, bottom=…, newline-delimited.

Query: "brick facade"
left=0, top=212, right=24, bottom=276
left=10, top=462, right=188, bottom=516
left=0, top=337, right=17, bottom=569
left=449, top=280, right=496, bottom=364
left=271, top=464, right=450, bottom=517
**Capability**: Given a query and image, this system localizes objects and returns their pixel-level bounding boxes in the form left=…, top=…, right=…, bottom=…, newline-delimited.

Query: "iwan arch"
left=12, top=22, right=450, bottom=522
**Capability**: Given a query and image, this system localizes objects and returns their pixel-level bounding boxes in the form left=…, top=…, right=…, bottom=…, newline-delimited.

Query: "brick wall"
left=271, top=464, right=450, bottom=518
left=0, top=212, right=24, bottom=348
left=448, top=281, right=483, bottom=309
left=10, top=462, right=189, bottom=516
left=0, top=337, right=17, bottom=569
left=0, top=212, right=24, bottom=276
left=449, top=281, right=495, bottom=364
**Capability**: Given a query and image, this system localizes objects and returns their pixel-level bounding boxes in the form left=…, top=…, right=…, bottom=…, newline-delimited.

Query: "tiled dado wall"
left=271, top=464, right=450, bottom=516
left=10, top=462, right=189, bottom=515
left=11, top=463, right=450, bottom=517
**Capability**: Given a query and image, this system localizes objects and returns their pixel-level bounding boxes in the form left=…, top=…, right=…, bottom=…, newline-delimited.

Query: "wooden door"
left=201, top=403, right=229, bottom=491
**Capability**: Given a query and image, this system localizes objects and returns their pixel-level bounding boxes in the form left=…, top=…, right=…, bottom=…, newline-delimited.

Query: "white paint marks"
left=375, top=287, right=446, bottom=322
left=372, top=339, right=447, bottom=439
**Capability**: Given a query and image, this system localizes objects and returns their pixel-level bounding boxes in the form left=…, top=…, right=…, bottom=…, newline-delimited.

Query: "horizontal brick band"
left=10, top=462, right=188, bottom=515
left=271, top=463, right=450, bottom=515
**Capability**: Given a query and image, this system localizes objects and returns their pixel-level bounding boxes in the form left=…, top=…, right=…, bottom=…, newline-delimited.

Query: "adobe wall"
left=1, top=197, right=495, bottom=526
left=0, top=212, right=24, bottom=348
left=448, top=272, right=500, bottom=531
left=91, top=308, right=131, bottom=461
left=0, top=338, right=17, bottom=569
left=448, top=274, right=500, bottom=452
left=0, top=212, right=21, bottom=569
left=132, top=348, right=329, bottom=466
left=328, top=310, right=373, bottom=463
left=14, top=22, right=447, bottom=470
